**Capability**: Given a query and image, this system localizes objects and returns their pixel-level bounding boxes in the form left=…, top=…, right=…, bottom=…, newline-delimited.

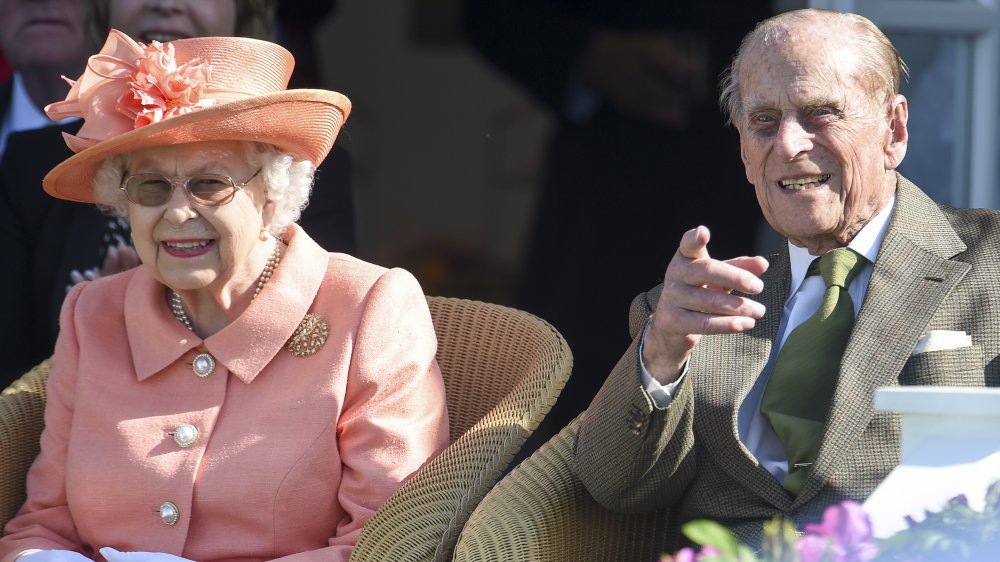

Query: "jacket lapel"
left=694, top=246, right=795, bottom=509
left=794, top=176, right=970, bottom=505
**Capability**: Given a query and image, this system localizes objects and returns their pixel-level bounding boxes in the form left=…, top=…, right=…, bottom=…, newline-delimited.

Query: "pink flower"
left=695, top=546, right=720, bottom=560
left=802, top=501, right=878, bottom=562
left=116, top=40, right=214, bottom=128
left=660, top=547, right=698, bottom=562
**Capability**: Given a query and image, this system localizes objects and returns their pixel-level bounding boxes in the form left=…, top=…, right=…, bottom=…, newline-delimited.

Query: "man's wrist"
left=640, top=313, right=686, bottom=384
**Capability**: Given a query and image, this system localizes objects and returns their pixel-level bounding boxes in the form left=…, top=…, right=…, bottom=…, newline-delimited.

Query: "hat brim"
left=43, top=88, right=351, bottom=203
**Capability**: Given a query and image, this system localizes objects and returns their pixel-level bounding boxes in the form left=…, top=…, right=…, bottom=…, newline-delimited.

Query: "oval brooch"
left=287, top=314, right=329, bottom=357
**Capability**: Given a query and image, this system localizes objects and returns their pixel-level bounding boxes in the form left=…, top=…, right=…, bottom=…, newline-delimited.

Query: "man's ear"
left=884, top=94, right=908, bottom=170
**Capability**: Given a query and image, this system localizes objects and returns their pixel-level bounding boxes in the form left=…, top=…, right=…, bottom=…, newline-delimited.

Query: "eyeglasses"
left=119, top=168, right=262, bottom=207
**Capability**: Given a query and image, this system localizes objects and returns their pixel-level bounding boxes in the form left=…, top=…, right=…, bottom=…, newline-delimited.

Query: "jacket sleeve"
left=573, top=287, right=697, bottom=512
left=0, top=284, right=89, bottom=562
left=274, top=268, right=450, bottom=562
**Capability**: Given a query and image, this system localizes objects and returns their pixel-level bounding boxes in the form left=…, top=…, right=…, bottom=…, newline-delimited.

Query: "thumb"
left=678, top=226, right=711, bottom=260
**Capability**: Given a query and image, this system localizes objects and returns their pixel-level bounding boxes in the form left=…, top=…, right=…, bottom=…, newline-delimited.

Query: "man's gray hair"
left=719, top=9, right=909, bottom=127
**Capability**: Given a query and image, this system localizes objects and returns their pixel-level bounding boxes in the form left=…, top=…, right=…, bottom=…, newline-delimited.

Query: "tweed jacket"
left=0, top=225, right=450, bottom=562
left=574, top=176, right=1000, bottom=551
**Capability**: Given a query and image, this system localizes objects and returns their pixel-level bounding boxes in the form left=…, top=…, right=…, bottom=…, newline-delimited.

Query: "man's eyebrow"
left=741, top=99, right=776, bottom=115
left=741, top=97, right=841, bottom=114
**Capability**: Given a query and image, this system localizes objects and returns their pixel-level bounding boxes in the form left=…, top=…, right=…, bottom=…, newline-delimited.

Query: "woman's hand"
left=67, top=242, right=141, bottom=289
left=99, top=548, right=193, bottom=562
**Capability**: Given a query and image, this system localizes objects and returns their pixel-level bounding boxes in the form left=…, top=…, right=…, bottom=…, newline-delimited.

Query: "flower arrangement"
left=659, top=481, right=1000, bottom=562
left=117, top=40, right=215, bottom=128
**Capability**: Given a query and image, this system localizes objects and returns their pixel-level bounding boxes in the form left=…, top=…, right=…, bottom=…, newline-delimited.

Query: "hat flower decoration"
left=119, top=39, right=214, bottom=129
left=46, top=30, right=219, bottom=153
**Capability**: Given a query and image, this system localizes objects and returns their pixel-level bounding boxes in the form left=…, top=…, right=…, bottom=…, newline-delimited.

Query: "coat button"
left=159, top=501, right=179, bottom=525
left=172, top=424, right=199, bottom=448
left=192, top=353, right=216, bottom=377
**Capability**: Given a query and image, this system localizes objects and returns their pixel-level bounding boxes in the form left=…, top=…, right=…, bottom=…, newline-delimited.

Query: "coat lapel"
left=694, top=246, right=794, bottom=509
left=794, top=176, right=970, bottom=505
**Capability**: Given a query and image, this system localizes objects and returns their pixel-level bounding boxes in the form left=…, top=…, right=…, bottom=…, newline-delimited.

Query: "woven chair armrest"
left=454, top=416, right=672, bottom=562
left=350, top=297, right=572, bottom=562
left=0, top=357, right=52, bottom=531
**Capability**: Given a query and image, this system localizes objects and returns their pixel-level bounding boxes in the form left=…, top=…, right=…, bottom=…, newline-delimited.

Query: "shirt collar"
left=9, top=73, right=55, bottom=132
left=1, top=73, right=75, bottom=155
left=126, top=224, right=330, bottom=383
left=786, top=194, right=896, bottom=296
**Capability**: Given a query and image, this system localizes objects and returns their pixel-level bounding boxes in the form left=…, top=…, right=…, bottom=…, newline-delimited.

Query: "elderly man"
left=573, top=8, right=1000, bottom=550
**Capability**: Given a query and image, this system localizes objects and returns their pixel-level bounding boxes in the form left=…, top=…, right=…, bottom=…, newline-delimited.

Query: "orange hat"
left=43, top=29, right=351, bottom=203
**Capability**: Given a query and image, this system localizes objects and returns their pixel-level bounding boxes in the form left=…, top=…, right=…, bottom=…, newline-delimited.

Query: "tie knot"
left=817, top=247, right=865, bottom=288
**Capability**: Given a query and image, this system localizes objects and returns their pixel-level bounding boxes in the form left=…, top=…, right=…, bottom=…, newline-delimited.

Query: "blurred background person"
left=0, top=0, right=94, bottom=381
left=0, top=0, right=89, bottom=156
left=464, top=0, right=772, bottom=446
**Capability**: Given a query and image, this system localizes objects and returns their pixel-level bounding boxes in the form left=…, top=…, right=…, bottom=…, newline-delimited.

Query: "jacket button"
left=172, top=424, right=198, bottom=448
left=192, top=353, right=216, bottom=377
left=159, top=501, right=179, bottom=525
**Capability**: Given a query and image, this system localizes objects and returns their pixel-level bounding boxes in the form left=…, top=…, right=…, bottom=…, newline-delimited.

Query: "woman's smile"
left=161, top=239, right=215, bottom=258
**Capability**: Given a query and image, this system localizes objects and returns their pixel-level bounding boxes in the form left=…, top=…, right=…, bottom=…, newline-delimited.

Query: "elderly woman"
left=0, top=30, right=449, bottom=562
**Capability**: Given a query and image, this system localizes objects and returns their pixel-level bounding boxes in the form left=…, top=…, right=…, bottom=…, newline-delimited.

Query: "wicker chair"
left=452, top=415, right=672, bottom=562
left=349, top=296, right=572, bottom=561
left=0, top=357, right=51, bottom=530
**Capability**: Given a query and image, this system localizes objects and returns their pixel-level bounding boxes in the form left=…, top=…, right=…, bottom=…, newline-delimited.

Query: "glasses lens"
left=124, top=175, right=172, bottom=206
left=187, top=174, right=237, bottom=205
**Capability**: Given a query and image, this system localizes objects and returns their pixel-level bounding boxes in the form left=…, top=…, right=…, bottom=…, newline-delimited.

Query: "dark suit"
left=0, top=80, right=11, bottom=123
left=574, top=176, right=1000, bottom=551
left=465, top=0, right=772, bottom=442
left=0, top=123, right=357, bottom=387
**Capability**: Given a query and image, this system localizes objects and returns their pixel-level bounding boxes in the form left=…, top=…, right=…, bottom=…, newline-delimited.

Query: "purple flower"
left=797, top=534, right=833, bottom=562
left=802, top=501, right=877, bottom=562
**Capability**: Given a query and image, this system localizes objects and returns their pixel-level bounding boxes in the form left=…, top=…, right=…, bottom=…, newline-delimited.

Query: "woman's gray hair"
left=92, top=141, right=315, bottom=236
left=719, top=9, right=909, bottom=127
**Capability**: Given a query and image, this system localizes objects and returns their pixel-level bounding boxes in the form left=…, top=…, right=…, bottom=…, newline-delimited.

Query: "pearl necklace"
left=168, top=241, right=282, bottom=332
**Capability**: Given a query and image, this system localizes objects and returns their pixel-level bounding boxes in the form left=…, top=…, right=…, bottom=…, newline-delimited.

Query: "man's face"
left=0, top=0, right=87, bottom=70
left=735, top=22, right=906, bottom=254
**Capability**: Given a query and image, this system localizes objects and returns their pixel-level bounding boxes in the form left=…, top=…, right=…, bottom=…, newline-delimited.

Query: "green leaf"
left=682, top=519, right=741, bottom=556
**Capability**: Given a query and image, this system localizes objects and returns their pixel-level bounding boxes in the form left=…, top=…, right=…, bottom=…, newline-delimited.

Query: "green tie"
left=761, top=247, right=867, bottom=494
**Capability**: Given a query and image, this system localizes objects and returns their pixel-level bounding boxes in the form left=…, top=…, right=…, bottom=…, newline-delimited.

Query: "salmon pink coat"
left=0, top=225, right=450, bottom=562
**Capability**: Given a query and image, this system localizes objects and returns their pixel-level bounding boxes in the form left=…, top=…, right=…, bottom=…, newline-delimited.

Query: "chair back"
left=0, top=358, right=51, bottom=530
left=349, top=296, right=572, bottom=561
left=453, top=416, right=672, bottom=561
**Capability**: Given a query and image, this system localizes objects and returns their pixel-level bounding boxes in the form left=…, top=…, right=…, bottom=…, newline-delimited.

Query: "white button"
left=172, top=424, right=198, bottom=448
left=159, top=501, right=179, bottom=525
left=192, top=353, right=216, bottom=377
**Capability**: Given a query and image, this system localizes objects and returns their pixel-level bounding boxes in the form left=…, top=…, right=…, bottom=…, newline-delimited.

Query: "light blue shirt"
left=641, top=197, right=895, bottom=481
